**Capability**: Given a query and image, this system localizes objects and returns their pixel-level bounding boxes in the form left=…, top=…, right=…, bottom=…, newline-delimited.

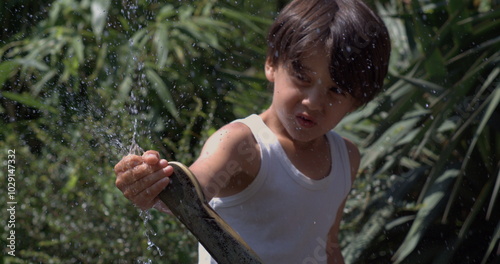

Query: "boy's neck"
left=259, top=108, right=326, bottom=148
left=260, top=109, right=332, bottom=180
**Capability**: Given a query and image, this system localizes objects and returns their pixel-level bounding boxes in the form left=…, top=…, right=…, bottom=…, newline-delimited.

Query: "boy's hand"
left=114, top=150, right=173, bottom=210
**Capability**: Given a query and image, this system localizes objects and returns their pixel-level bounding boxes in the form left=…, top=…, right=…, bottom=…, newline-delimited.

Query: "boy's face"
left=265, top=50, right=358, bottom=143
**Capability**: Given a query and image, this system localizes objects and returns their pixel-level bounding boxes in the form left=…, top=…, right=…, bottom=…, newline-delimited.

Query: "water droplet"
left=140, top=210, right=165, bottom=257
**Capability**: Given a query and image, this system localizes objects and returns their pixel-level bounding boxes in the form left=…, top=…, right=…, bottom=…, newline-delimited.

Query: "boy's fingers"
left=120, top=165, right=173, bottom=198
left=114, top=154, right=142, bottom=173
left=115, top=163, right=148, bottom=187
left=132, top=177, right=171, bottom=210
left=115, top=159, right=172, bottom=189
left=143, top=150, right=160, bottom=165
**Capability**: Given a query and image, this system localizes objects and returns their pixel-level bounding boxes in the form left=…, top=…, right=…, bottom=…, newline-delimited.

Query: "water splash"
left=128, top=90, right=145, bottom=155
left=130, top=142, right=164, bottom=262
left=129, top=119, right=144, bottom=155
left=139, top=210, right=165, bottom=260
left=127, top=91, right=165, bottom=262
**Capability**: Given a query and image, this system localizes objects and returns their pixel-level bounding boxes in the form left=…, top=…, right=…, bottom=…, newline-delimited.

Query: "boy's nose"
left=302, top=87, right=325, bottom=111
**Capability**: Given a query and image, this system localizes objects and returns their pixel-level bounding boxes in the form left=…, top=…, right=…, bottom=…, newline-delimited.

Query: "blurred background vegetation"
left=0, top=0, right=499, bottom=263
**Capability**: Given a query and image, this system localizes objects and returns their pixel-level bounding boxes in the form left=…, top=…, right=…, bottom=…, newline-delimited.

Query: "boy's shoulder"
left=212, top=121, right=255, bottom=144
left=201, top=120, right=258, bottom=159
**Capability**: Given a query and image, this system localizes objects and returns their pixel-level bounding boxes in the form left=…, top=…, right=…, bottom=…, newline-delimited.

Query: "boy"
left=114, top=0, right=390, bottom=263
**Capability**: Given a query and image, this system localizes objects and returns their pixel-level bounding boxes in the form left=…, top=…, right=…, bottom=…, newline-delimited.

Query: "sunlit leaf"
left=343, top=167, right=428, bottom=263
left=218, top=7, right=272, bottom=34
left=71, top=35, right=85, bottom=63
left=156, top=4, right=176, bottom=21
left=118, top=76, right=133, bottom=100
left=0, top=61, right=18, bottom=88
left=31, top=70, right=57, bottom=96
left=154, top=23, right=170, bottom=69
left=91, top=0, right=110, bottom=39
left=16, top=57, right=50, bottom=71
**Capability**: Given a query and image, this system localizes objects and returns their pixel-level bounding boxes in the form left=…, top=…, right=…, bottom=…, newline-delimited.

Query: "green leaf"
left=71, top=35, right=85, bottom=63
left=218, top=7, right=272, bottom=34
left=153, top=23, right=170, bottom=69
left=16, top=58, right=50, bottom=71
left=145, top=68, right=179, bottom=121
left=31, top=70, right=57, bottom=96
left=464, top=83, right=500, bottom=169
left=447, top=0, right=472, bottom=38
left=91, top=0, right=110, bottom=39
left=131, top=28, right=148, bottom=48
left=484, top=87, right=500, bottom=220
left=442, top=82, right=500, bottom=221
left=481, top=214, right=500, bottom=264
left=394, top=74, right=445, bottom=94
left=392, top=169, right=459, bottom=263
left=1, top=92, right=58, bottom=114
left=118, top=76, right=133, bottom=100
left=361, top=115, right=421, bottom=170
left=62, top=170, right=79, bottom=193
left=48, top=0, right=62, bottom=25
left=448, top=35, right=500, bottom=64
left=487, top=167, right=500, bottom=221
left=156, top=4, right=176, bottom=21
left=436, top=174, right=497, bottom=263
left=424, top=49, right=447, bottom=80
left=0, top=61, right=18, bottom=88
left=343, top=167, right=428, bottom=263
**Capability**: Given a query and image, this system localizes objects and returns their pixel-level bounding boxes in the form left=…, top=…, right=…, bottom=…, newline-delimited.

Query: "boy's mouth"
left=296, top=114, right=316, bottom=128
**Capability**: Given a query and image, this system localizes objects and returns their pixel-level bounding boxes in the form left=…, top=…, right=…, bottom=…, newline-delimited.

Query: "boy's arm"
left=327, top=138, right=360, bottom=264
left=114, top=122, right=259, bottom=211
left=327, top=200, right=347, bottom=264
left=187, top=122, right=260, bottom=201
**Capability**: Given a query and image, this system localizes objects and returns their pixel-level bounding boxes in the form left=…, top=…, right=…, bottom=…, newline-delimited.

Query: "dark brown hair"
left=267, top=0, right=391, bottom=105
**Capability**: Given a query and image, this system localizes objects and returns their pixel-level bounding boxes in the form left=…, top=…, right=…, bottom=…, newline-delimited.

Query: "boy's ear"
left=264, top=58, right=275, bottom=83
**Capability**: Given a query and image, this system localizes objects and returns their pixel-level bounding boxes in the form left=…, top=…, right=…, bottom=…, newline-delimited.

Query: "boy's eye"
left=330, top=87, right=346, bottom=95
left=290, top=61, right=311, bottom=84
left=293, top=71, right=311, bottom=84
left=295, top=73, right=309, bottom=82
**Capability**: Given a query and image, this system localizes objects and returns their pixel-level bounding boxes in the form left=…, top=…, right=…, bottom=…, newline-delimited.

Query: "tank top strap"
left=231, top=114, right=278, bottom=151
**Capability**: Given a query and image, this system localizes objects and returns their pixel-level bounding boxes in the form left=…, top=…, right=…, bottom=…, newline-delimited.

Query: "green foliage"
left=336, top=0, right=500, bottom=263
left=0, top=0, right=271, bottom=263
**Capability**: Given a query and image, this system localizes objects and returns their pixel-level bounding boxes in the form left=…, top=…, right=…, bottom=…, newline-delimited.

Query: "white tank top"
left=199, top=114, right=352, bottom=264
